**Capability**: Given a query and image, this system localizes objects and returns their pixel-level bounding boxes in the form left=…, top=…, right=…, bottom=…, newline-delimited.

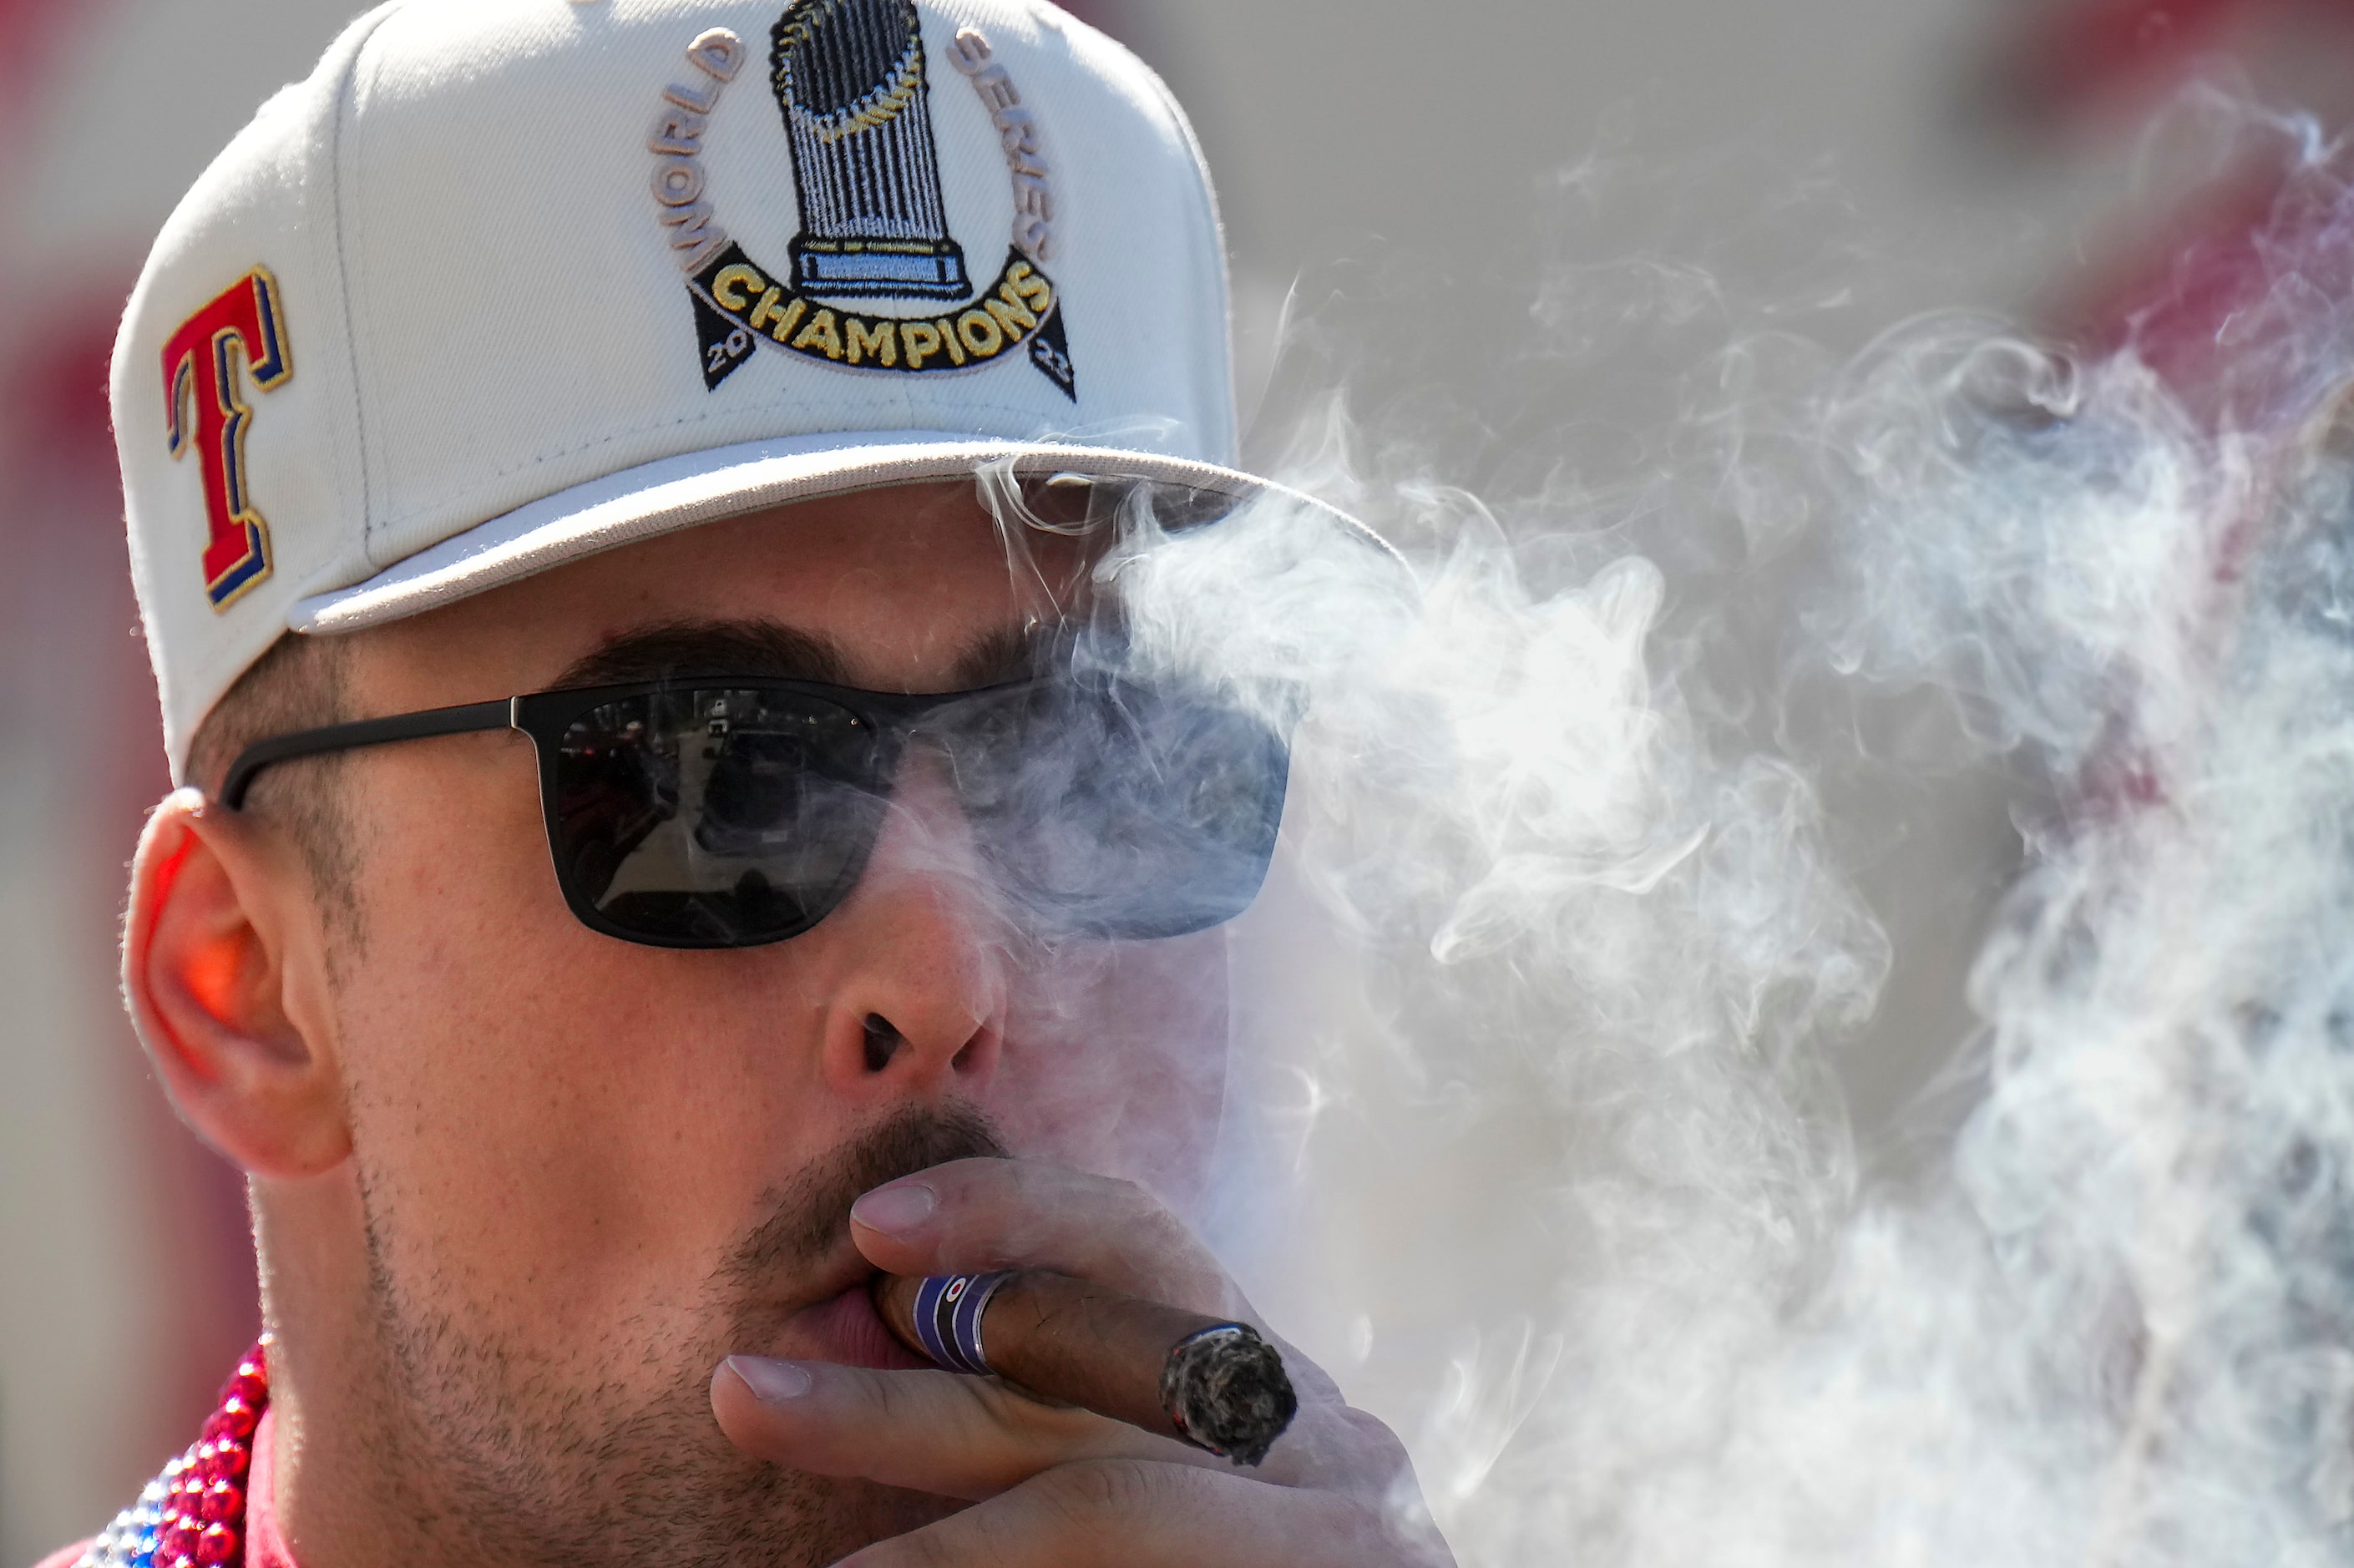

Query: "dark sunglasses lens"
left=953, top=677, right=1290, bottom=939
left=549, top=689, right=885, bottom=945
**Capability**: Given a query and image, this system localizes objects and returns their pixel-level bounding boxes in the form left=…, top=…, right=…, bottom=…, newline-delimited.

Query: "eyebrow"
left=553, top=617, right=1048, bottom=693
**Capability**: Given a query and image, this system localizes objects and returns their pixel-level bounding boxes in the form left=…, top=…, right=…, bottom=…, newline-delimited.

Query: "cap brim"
left=290, top=431, right=1389, bottom=635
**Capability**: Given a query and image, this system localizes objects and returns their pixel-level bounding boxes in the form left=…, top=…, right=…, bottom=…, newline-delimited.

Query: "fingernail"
left=851, top=1181, right=938, bottom=1236
left=726, top=1355, right=813, bottom=1404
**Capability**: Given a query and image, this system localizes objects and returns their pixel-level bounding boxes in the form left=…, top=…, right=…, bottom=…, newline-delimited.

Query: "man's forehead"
left=350, top=481, right=1103, bottom=703
left=554, top=617, right=1050, bottom=694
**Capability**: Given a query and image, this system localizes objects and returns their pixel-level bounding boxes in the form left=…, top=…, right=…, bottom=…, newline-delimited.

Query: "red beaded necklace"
left=152, top=1338, right=270, bottom=1568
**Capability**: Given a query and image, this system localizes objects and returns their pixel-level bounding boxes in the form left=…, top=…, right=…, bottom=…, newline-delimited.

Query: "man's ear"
left=124, top=788, right=352, bottom=1178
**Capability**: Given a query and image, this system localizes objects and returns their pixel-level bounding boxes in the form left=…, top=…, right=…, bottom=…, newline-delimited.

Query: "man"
left=43, top=1, right=1445, bottom=1566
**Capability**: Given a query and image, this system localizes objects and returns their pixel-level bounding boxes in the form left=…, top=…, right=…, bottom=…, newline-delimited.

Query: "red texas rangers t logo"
left=162, top=268, right=292, bottom=609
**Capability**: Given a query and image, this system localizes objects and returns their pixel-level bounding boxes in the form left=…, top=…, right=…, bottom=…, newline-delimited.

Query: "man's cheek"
left=340, top=878, right=640, bottom=1282
left=346, top=950, right=839, bottom=1329
left=346, top=1019, right=732, bottom=1354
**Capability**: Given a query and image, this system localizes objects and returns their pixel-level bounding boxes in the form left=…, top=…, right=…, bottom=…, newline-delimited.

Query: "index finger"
left=711, top=1353, right=1199, bottom=1500
left=712, top=1353, right=1409, bottom=1500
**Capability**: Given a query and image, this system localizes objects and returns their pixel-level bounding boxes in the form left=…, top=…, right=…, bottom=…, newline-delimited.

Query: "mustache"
left=721, top=1103, right=1010, bottom=1289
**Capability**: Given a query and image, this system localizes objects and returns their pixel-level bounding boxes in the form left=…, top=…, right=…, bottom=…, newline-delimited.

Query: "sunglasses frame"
left=218, top=675, right=1050, bottom=949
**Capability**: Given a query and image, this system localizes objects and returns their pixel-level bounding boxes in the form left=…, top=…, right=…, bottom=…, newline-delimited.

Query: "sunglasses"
left=218, top=668, right=1293, bottom=949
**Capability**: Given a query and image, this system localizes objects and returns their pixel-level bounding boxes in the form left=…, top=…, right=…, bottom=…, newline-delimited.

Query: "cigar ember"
left=870, top=1269, right=1299, bottom=1466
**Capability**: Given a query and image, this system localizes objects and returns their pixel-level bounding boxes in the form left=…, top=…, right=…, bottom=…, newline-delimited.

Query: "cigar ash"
left=1159, top=1323, right=1298, bottom=1466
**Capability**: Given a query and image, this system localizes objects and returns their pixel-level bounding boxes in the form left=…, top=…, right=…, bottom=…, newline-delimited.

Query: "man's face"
left=309, top=483, right=1232, bottom=1565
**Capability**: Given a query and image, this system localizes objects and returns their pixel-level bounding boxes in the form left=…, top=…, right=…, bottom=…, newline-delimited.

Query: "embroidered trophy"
left=772, top=0, right=971, bottom=299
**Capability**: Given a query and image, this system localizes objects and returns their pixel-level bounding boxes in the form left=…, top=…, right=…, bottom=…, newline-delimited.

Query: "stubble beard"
left=350, top=1106, right=1008, bottom=1568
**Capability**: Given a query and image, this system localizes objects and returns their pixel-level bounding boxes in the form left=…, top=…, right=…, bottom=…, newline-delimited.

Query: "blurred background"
left=4, top=0, right=2350, bottom=1555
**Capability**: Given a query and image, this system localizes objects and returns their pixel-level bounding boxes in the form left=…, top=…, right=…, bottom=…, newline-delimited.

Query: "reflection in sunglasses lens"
left=949, top=676, right=1290, bottom=939
left=544, top=675, right=1290, bottom=948
left=553, top=690, right=883, bottom=944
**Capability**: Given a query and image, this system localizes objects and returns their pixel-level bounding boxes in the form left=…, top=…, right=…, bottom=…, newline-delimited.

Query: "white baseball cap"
left=114, top=0, right=1346, bottom=781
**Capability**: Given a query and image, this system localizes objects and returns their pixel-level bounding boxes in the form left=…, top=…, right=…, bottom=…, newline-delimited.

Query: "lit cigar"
left=871, top=1269, right=1299, bottom=1466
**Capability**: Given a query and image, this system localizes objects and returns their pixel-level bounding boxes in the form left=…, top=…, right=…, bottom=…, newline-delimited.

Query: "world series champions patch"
left=649, top=3, right=1076, bottom=400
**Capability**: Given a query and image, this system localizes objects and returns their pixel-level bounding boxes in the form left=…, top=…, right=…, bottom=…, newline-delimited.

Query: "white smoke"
left=1104, top=104, right=2354, bottom=1567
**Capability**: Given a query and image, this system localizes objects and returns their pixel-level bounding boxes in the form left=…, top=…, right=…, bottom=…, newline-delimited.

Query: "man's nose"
left=812, top=751, right=1008, bottom=1098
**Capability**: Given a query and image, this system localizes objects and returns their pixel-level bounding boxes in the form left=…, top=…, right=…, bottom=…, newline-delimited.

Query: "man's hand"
left=709, top=1158, right=1455, bottom=1568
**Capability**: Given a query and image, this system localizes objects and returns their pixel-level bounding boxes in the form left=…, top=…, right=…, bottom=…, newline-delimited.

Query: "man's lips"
left=788, top=1279, right=935, bottom=1370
